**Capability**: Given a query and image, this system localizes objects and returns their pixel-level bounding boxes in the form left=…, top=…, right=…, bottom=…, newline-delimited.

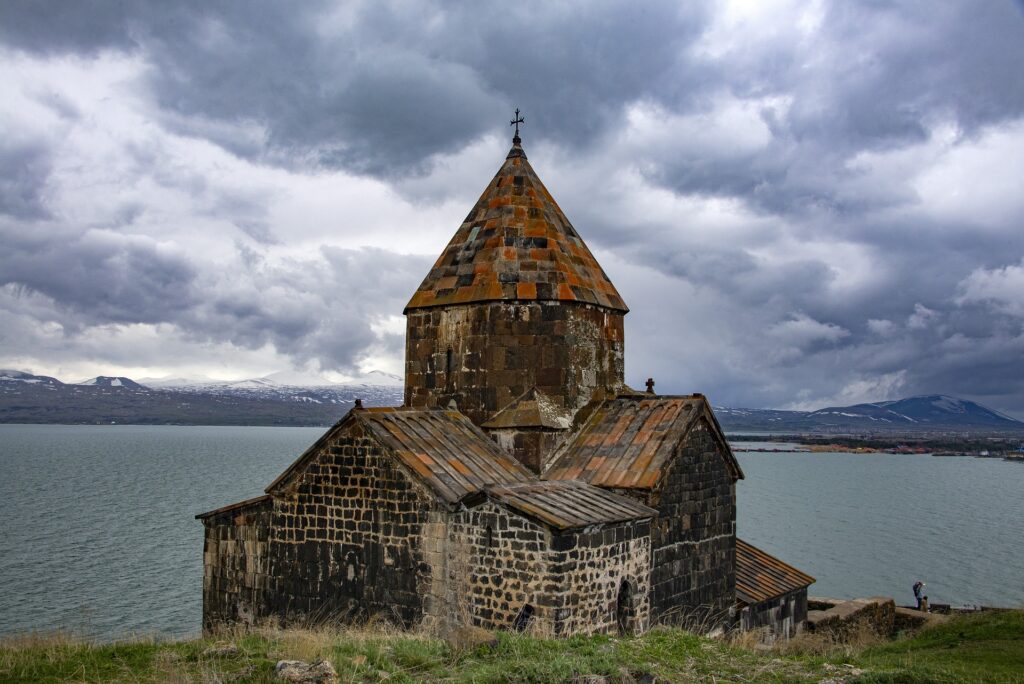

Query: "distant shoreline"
left=730, top=434, right=1024, bottom=461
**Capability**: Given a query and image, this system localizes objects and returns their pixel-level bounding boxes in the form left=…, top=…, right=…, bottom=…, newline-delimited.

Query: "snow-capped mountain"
left=806, top=395, right=1020, bottom=428
left=77, top=376, right=146, bottom=389
left=0, top=369, right=63, bottom=387
left=715, top=395, right=1023, bottom=432
left=0, top=369, right=403, bottom=425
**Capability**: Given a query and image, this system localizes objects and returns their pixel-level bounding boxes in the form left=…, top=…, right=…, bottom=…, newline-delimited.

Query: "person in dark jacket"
left=913, top=580, right=926, bottom=610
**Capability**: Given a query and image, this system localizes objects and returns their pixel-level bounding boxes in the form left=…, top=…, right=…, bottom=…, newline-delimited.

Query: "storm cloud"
left=1, top=0, right=1023, bottom=416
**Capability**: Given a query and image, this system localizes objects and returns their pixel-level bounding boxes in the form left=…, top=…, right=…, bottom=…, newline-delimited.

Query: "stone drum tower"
left=403, top=130, right=628, bottom=429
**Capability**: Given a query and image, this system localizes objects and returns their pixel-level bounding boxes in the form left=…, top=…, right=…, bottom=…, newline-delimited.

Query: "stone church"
left=198, top=125, right=812, bottom=637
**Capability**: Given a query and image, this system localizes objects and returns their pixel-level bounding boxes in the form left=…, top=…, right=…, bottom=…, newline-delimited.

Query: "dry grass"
left=773, top=621, right=888, bottom=658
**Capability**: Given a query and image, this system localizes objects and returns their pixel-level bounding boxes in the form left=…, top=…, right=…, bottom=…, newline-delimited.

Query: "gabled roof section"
left=736, top=539, right=816, bottom=605
left=405, top=141, right=628, bottom=314
left=481, top=387, right=573, bottom=430
left=544, top=394, right=743, bottom=489
left=483, top=480, right=657, bottom=531
left=266, top=407, right=533, bottom=504
left=196, top=494, right=271, bottom=521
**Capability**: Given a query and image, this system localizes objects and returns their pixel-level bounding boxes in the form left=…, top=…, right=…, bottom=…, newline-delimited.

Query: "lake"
left=0, top=425, right=1020, bottom=640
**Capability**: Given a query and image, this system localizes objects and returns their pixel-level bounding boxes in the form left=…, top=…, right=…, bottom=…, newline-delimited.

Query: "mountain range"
left=714, top=395, right=1023, bottom=433
left=0, top=369, right=403, bottom=426
left=1, top=369, right=1022, bottom=433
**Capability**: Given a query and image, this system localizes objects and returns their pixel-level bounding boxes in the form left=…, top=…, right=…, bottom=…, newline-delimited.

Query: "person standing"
left=913, top=580, right=926, bottom=610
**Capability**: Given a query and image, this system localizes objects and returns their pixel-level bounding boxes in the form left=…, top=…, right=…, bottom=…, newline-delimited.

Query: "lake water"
left=0, top=425, right=1020, bottom=641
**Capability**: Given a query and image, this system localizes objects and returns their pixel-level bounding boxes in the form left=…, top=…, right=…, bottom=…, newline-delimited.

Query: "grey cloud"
left=0, top=226, right=197, bottom=326
left=643, top=3, right=1024, bottom=218
left=0, top=139, right=53, bottom=219
left=0, top=211, right=430, bottom=374
left=2, top=1, right=1024, bottom=415
left=0, top=1, right=715, bottom=175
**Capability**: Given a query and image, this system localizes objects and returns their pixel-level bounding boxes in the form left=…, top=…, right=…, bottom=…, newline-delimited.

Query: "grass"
left=1, top=610, right=1021, bottom=683
left=850, top=610, right=1024, bottom=683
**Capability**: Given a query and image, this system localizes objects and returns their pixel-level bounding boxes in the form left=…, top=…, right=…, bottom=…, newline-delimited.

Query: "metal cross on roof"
left=510, top=108, right=524, bottom=142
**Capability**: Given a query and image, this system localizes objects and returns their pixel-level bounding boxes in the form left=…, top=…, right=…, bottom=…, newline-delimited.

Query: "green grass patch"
left=851, top=610, right=1024, bottom=684
left=1, top=610, right=1020, bottom=683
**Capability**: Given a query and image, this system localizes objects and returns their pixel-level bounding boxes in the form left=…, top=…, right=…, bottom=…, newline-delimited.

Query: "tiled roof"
left=736, top=538, right=816, bottom=604
left=485, top=480, right=657, bottom=530
left=195, top=494, right=271, bottom=520
left=544, top=394, right=743, bottom=489
left=266, top=407, right=533, bottom=504
left=481, top=387, right=573, bottom=430
left=358, top=408, right=534, bottom=502
left=404, top=141, right=628, bottom=313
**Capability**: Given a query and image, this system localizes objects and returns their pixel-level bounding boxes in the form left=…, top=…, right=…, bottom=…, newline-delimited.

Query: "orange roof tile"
left=544, top=394, right=744, bottom=489
left=266, top=407, right=533, bottom=504
left=404, top=141, right=628, bottom=313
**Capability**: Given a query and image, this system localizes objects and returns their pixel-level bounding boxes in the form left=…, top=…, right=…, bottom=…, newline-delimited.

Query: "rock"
left=275, top=659, right=339, bottom=684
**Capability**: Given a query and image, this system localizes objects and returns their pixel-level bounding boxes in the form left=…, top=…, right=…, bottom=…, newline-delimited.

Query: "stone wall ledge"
left=807, top=596, right=896, bottom=638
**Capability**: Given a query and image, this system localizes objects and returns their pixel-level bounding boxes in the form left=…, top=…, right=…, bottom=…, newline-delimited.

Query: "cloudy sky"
left=2, top=1, right=1024, bottom=416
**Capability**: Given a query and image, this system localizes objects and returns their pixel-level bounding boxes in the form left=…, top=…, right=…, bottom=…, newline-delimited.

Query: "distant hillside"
left=2, top=370, right=1021, bottom=432
left=716, top=394, right=1024, bottom=434
left=0, top=370, right=403, bottom=426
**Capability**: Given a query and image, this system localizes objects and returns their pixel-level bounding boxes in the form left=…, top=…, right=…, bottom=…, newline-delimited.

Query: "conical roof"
left=405, top=141, right=628, bottom=313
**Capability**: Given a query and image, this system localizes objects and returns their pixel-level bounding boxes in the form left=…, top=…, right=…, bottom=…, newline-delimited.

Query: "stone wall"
left=647, top=418, right=736, bottom=626
left=739, top=588, right=808, bottom=638
left=430, top=500, right=652, bottom=637
left=549, top=520, right=652, bottom=636
left=264, top=424, right=438, bottom=626
left=405, top=301, right=624, bottom=425
left=201, top=423, right=445, bottom=630
left=439, top=501, right=550, bottom=631
left=201, top=423, right=658, bottom=638
left=807, top=597, right=896, bottom=639
left=200, top=498, right=273, bottom=630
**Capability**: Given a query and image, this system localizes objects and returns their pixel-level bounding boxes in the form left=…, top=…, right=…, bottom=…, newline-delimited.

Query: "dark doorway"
left=512, top=604, right=535, bottom=632
left=616, top=579, right=635, bottom=636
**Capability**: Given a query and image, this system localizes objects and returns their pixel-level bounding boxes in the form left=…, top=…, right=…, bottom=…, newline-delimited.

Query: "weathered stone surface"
left=738, top=588, right=808, bottom=638
left=405, top=301, right=624, bottom=426
left=274, top=659, right=338, bottom=684
left=435, top=500, right=651, bottom=636
left=646, top=419, right=737, bottom=627
left=807, top=597, right=896, bottom=639
left=201, top=423, right=440, bottom=629
left=894, top=605, right=948, bottom=630
left=201, top=498, right=273, bottom=629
